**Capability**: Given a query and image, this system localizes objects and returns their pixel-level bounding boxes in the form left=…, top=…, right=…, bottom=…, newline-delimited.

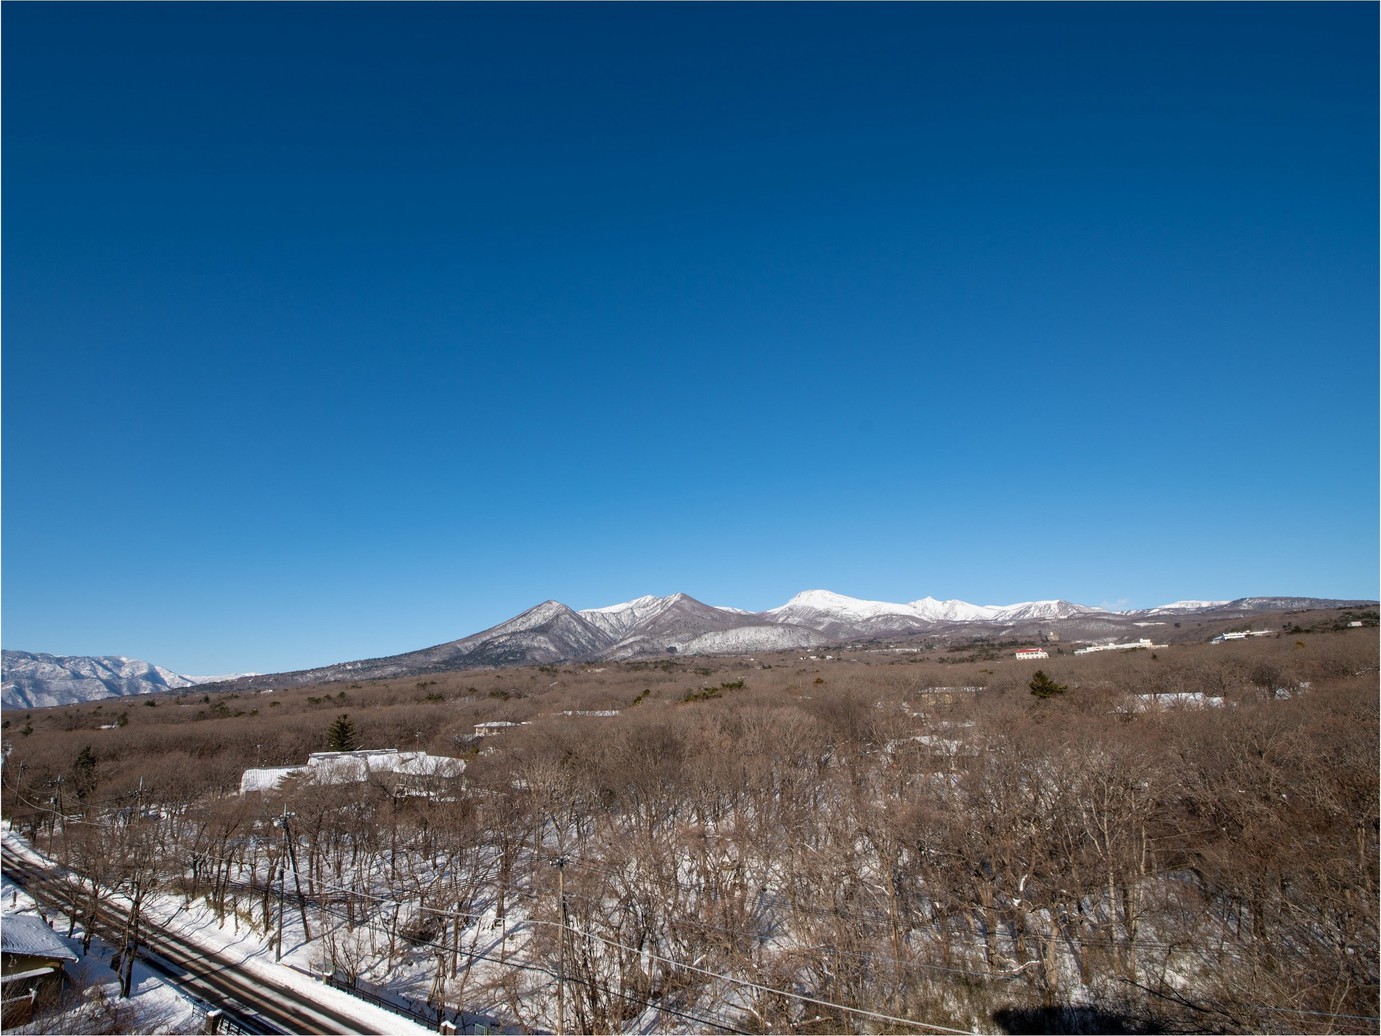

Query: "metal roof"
left=1, top=915, right=79, bottom=963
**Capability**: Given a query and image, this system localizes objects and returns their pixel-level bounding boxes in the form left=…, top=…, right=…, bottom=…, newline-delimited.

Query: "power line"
left=14, top=778, right=1376, bottom=1035
left=144, top=844, right=981, bottom=1034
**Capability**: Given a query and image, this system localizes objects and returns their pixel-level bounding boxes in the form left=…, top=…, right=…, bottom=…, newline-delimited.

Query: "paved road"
left=2, top=853, right=388, bottom=1035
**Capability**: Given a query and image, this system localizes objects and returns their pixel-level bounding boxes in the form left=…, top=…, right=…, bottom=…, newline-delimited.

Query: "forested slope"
left=4, top=626, right=1376, bottom=1033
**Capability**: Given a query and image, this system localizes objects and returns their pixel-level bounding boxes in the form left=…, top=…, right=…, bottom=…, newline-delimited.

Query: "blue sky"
left=4, top=3, right=1376, bottom=675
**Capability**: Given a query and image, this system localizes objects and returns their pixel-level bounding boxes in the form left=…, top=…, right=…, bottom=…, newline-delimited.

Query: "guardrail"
left=320, top=972, right=497, bottom=1034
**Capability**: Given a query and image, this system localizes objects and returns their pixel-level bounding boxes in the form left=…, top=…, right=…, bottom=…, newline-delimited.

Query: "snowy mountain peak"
left=992, top=599, right=1098, bottom=622
left=519, top=600, right=575, bottom=623
left=583, top=594, right=665, bottom=614
left=769, top=590, right=917, bottom=620
left=907, top=597, right=1003, bottom=622
left=764, top=590, right=1116, bottom=631
left=579, top=593, right=687, bottom=639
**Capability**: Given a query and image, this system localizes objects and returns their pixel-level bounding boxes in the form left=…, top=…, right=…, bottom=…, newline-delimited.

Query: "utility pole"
left=272, top=805, right=296, bottom=960
left=552, top=855, right=568, bottom=1035
left=276, top=853, right=285, bottom=962
left=283, top=808, right=310, bottom=941
left=48, top=776, right=65, bottom=847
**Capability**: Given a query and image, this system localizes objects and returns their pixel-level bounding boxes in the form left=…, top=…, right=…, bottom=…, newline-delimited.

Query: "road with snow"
left=2, top=850, right=419, bottom=1035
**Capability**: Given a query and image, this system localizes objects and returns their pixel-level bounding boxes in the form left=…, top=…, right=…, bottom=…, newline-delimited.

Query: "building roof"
left=1, top=915, right=79, bottom=964
left=240, top=748, right=465, bottom=794
left=239, top=765, right=302, bottom=794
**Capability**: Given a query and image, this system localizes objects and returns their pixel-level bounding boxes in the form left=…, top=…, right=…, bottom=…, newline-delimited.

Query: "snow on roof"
left=389, top=751, right=465, bottom=779
left=240, top=750, right=464, bottom=794
left=239, top=766, right=303, bottom=794
left=1134, top=692, right=1224, bottom=710
left=1, top=964, right=59, bottom=983
left=1, top=915, right=79, bottom=962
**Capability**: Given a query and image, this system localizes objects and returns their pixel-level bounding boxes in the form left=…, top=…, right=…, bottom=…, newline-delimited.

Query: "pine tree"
left=1028, top=669, right=1068, bottom=699
left=72, top=744, right=99, bottom=801
left=327, top=714, right=359, bottom=752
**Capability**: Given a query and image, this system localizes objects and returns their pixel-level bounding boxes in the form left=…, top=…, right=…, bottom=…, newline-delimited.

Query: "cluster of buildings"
left=1015, top=638, right=1166, bottom=660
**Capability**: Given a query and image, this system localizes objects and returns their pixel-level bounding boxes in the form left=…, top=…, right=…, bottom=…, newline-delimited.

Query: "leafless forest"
left=3, top=617, right=1377, bottom=1034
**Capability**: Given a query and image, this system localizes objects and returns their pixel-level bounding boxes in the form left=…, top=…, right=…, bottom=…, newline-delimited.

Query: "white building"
left=239, top=748, right=464, bottom=796
left=1075, top=638, right=1156, bottom=655
left=474, top=720, right=528, bottom=737
left=1209, top=630, right=1273, bottom=643
left=1014, top=648, right=1049, bottom=660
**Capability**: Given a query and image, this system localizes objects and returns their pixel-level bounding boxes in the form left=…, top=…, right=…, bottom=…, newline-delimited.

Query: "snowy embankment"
left=2, top=827, right=433, bottom=1036
left=3, top=834, right=200, bottom=1034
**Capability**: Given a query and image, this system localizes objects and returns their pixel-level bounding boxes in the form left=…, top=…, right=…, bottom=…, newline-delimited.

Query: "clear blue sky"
left=4, top=3, right=1376, bottom=675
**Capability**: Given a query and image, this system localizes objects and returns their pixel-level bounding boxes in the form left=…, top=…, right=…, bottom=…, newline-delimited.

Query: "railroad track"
left=2, top=853, right=390, bottom=1035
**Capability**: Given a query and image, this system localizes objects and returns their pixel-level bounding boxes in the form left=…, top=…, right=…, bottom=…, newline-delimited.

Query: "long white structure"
left=1074, top=638, right=1156, bottom=655
left=240, top=748, right=464, bottom=795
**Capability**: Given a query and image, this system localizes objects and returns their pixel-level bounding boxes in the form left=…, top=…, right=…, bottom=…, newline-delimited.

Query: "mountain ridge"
left=1, top=650, right=199, bottom=710
left=6, top=591, right=1375, bottom=706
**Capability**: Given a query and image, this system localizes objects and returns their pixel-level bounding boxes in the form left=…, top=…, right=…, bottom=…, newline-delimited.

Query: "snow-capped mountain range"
left=0, top=651, right=260, bottom=710
left=764, top=589, right=1101, bottom=637
left=150, top=591, right=1373, bottom=690
left=5, top=591, right=1373, bottom=706
left=1, top=651, right=199, bottom=710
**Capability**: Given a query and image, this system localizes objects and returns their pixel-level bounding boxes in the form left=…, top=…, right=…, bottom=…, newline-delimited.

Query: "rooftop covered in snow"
left=239, top=749, right=465, bottom=795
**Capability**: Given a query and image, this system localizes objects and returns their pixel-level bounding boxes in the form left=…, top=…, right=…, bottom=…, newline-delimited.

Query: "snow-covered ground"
left=3, top=827, right=435, bottom=1036
left=3, top=863, right=201, bottom=1034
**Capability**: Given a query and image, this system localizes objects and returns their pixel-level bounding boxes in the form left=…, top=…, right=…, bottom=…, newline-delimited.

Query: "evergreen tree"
left=72, top=744, right=99, bottom=801
left=327, top=714, right=359, bottom=752
left=1028, top=669, right=1068, bottom=699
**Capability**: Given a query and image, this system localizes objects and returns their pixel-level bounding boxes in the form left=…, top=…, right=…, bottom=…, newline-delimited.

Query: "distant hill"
left=1, top=651, right=197, bottom=710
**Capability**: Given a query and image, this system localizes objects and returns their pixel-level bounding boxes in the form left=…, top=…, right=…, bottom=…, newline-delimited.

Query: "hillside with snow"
left=1, top=651, right=197, bottom=710
left=765, top=589, right=1099, bottom=638
left=10, top=591, right=1373, bottom=700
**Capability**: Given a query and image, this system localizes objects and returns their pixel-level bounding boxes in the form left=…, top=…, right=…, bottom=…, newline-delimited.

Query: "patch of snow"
left=680, top=625, right=828, bottom=655
left=1134, top=692, right=1224, bottom=710
left=1147, top=600, right=1230, bottom=613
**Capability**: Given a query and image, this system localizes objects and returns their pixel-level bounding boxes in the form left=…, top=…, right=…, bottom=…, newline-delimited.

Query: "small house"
left=1, top=915, right=79, bottom=1024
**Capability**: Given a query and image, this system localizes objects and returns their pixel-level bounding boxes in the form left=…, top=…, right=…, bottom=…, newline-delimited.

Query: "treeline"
left=3, top=630, right=1377, bottom=1033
